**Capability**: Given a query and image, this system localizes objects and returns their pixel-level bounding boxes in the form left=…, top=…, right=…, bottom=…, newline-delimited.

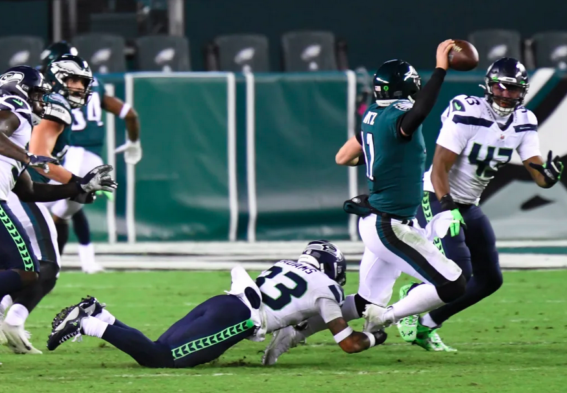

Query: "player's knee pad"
left=354, top=293, right=371, bottom=317
left=436, top=273, right=467, bottom=303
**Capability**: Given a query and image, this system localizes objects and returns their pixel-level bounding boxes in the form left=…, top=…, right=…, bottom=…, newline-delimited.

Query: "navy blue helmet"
left=484, top=57, right=529, bottom=116
left=0, top=66, right=51, bottom=123
left=299, top=240, right=347, bottom=286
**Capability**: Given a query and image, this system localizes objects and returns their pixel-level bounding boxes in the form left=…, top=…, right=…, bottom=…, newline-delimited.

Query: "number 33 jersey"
left=423, top=95, right=541, bottom=205
left=256, top=260, right=345, bottom=333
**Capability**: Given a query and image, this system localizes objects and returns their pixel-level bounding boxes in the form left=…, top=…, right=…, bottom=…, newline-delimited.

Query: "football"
left=448, top=40, right=479, bottom=71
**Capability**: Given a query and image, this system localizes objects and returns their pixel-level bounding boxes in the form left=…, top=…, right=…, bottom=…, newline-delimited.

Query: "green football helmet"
left=39, top=41, right=79, bottom=74
left=45, top=54, right=93, bottom=108
left=372, top=59, right=421, bottom=103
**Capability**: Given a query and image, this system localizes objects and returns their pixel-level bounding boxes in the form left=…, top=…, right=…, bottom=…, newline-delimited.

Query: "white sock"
left=4, top=304, right=30, bottom=326
left=420, top=313, right=440, bottom=328
left=96, top=309, right=116, bottom=325
left=82, top=316, right=108, bottom=338
left=79, top=243, right=96, bottom=266
left=0, top=295, right=13, bottom=314
left=389, top=284, right=445, bottom=321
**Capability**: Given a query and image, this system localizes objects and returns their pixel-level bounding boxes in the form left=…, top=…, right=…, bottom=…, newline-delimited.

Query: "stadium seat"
left=281, top=31, right=338, bottom=72
left=136, top=35, right=191, bottom=71
left=214, top=34, right=270, bottom=72
left=468, top=29, right=522, bottom=69
left=73, top=34, right=126, bottom=73
left=0, top=36, right=44, bottom=72
left=90, top=13, right=139, bottom=41
left=531, top=31, right=567, bottom=69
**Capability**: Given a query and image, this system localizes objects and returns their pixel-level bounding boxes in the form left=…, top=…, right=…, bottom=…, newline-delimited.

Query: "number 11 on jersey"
left=361, top=132, right=375, bottom=180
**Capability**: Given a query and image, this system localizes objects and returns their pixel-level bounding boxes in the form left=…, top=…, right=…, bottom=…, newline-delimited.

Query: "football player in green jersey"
left=40, top=42, right=141, bottom=274
left=262, top=40, right=468, bottom=364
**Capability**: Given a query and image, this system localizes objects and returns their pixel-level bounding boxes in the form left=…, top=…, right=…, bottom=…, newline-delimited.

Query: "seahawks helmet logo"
left=0, top=71, right=24, bottom=86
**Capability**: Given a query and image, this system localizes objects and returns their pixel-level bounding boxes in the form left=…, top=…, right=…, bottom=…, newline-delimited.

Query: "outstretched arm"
left=13, top=170, right=81, bottom=202
left=398, top=40, right=453, bottom=137
left=524, top=152, right=564, bottom=189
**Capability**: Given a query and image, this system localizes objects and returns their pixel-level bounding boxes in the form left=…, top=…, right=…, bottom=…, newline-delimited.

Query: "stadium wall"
left=83, top=69, right=567, bottom=243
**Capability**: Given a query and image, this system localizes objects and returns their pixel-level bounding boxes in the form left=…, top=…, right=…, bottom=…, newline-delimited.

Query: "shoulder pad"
left=43, top=94, right=73, bottom=126
left=391, top=99, right=413, bottom=112
left=45, top=93, right=71, bottom=111
left=447, top=95, right=484, bottom=116
left=516, top=106, right=538, bottom=125
left=0, top=95, right=33, bottom=126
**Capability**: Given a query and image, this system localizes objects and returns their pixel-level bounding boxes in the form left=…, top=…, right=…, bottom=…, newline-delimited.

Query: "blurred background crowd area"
left=1, top=0, right=567, bottom=74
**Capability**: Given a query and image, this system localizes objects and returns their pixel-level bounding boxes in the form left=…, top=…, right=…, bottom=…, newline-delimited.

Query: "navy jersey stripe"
left=514, top=124, right=537, bottom=132
left=452, top=115, right=493, bottom=128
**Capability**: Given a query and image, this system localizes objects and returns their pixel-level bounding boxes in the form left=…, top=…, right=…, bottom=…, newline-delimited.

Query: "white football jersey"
left=423, top=95, right=541, bottom=204
left=257, top=260, right=345, bottom=333
left=0, top=95, right=34, bottom=201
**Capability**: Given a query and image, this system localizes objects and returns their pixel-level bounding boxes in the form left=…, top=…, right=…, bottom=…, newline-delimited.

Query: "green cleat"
left=414, top=322, right=457, bottom=352
left=396, top=284, right=419, bottom=342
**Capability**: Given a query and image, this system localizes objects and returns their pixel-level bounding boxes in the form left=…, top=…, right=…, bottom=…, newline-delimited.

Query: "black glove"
left=529, top=151, right=564, bottom=186
left=76, top=165, right=118, bottom=193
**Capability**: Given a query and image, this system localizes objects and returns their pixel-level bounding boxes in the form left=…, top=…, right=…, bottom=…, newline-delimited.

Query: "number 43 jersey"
left=256, top=260, right=345, bottom=333
left=423, top=95, right=541, bottom=205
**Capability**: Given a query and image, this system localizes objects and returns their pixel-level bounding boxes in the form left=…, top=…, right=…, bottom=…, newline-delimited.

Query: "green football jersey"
left=29, top=93, right=73, bottom=183
left=359, top=100, right=426, bottom=219
left=70, top=77, right=106, bottom=157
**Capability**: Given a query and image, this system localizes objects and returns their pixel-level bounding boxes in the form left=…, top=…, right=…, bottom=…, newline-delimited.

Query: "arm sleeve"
left=517, top=131, right=541, bottom=161
left=316, top=297, right=344, bottom=323
left=398, top=68, right=447, bottom=136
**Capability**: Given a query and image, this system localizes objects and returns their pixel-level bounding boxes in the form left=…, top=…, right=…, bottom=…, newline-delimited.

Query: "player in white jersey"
left=0, top=56, right=120, bottom=355
left=47, top=241, right=387, bottom=368
left=395, top=57, right=564, bottom=351
left=0, top=66, right=116, bottom=361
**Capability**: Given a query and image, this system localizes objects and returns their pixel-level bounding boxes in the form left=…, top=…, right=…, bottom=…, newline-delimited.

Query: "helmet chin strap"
left=375, top=99, right=397, bottom=107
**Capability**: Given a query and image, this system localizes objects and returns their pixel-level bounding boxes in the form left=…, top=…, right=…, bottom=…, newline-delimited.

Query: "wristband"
left=363, top=332, right=376, bottom=347
left=119, top=103, right=131, bottom=119
left=333, top=327, right=353, bottom=343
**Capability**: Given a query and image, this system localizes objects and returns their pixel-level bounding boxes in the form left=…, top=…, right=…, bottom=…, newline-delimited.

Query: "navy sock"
left=72, top=210, right=91, bottom=245
left=0, top=270, right=24, bottom=299
left=55, top=222, right=69, bottom=255
left=113, top=318, right=130, bottom=329
left=102, top=324, right=173, bottom=368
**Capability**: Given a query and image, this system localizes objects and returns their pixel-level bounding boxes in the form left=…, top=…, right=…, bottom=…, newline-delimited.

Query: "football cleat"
left=81, top=261, right=105, bottom=274
left=47, top=305, right=87, bottom=351
left=77, top=296, right=106, bottom=317
left=396, top=284, right=419, bottom=342
left=262, top=326, right=303, bottom=366
left=1, top=322, right=42, bottom=354
left=414, top=322, right=457, bottom=352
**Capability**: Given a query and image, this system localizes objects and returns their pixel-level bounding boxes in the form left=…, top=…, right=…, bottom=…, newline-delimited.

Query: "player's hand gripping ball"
left=448, top=40, right=479, bottom=71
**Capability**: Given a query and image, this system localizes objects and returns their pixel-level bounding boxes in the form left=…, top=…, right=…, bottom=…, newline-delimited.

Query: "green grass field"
left=1, top=270, right=566, bottom=393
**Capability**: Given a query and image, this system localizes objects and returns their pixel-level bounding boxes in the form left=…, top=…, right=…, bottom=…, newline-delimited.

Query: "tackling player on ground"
left=0, top=66, right=116, bottom=360
left=397, top=57, right=564, bottom=351
left=48, top=241, right=386, bottom=367
left=262, top=40, right=468, bottom=364
left=39, top=42, right=141, bottom=273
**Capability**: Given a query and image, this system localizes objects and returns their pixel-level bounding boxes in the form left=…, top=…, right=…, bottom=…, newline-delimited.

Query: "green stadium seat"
left=281, top=31, right=338, bottom=72
left=136, top=35, right=191, bottom=72
left=214, top=34, right=269, bottom=72
left=73, top=33, right=126, bottom=74
left=0, top=36, right=44, bottom=72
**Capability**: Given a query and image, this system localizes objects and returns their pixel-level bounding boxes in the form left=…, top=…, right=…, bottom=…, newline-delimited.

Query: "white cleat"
left=362, top=304, right=395, bottom=332
left=1, top=322, right=42, bottom=354
left=262, top=326, right=303, bottom=366
left=81, top=262, right=105, bottom=274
